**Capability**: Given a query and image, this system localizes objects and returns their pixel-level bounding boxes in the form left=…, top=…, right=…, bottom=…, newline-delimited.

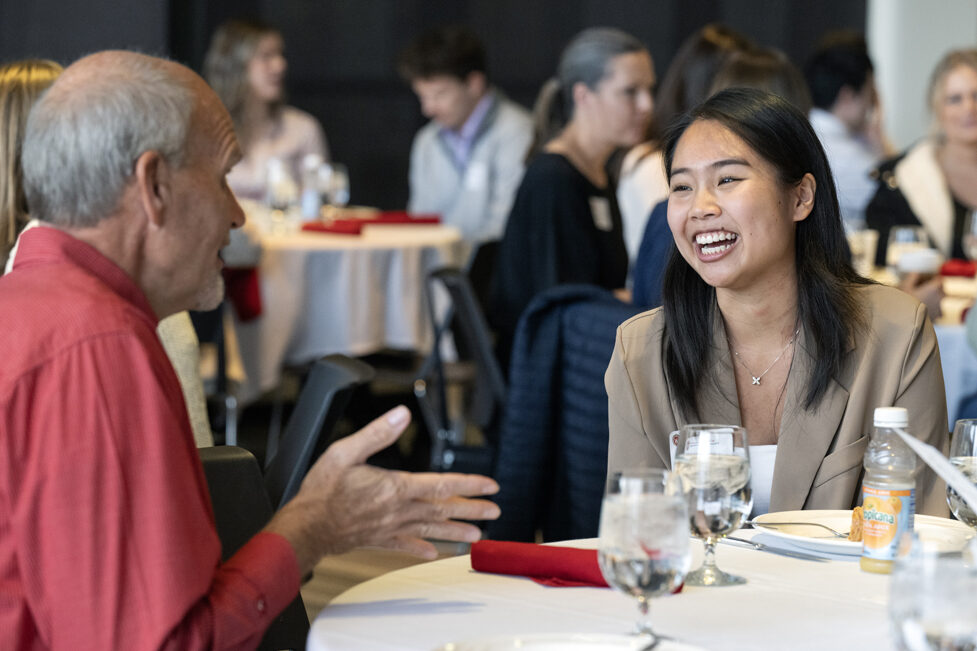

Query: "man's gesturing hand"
left=264, top=406, right=500, bottom=574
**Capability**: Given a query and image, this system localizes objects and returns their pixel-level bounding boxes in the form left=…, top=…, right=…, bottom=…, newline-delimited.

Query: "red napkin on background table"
left=941, top=258, right=977, bottom=277
left=302, top=220, right=363, bottom=235
left=470, top=540, right=607, bottom=587
left=222, top=267, right=262, bottom=321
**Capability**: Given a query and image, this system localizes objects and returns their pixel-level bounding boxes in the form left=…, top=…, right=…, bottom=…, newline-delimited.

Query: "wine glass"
left=886, top=226, right=930, bottom=269
left=597, top=468, right=690, bottom=645
left=889, top=535, right=977, bottom=649
left=964, top=212, right=977, bottom=261
left=328, top=163, right=350, bottom=209
left=674, top=424, right=752, bottom=587
left=947, top=419, right=977, bottom=529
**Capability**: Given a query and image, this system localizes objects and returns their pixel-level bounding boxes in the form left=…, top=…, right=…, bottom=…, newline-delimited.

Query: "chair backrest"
left=415, top=265, right=507, bottom=473
left=264, top=354, right=375, bottom=510
left=198, top=446, right=309, bottom=650
left=486, top=285, right=642, bottom=542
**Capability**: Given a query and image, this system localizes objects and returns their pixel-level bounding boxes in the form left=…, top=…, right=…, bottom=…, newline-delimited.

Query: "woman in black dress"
left=490, top=28, right=655, bottom=365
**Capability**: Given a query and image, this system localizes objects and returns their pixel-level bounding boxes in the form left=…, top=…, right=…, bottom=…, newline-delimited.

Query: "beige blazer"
left=605, top=283, right=950, bottom=516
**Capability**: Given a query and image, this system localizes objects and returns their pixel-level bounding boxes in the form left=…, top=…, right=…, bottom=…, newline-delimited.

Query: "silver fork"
left=744, top=519, right=850, bottom=539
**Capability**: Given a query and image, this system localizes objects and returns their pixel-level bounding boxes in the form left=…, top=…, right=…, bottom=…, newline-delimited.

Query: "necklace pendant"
left=751, top=376, right=761, bottom=385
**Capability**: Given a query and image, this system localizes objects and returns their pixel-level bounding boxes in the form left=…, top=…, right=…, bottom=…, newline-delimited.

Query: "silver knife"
left=719, top=536, right=829, bottom=562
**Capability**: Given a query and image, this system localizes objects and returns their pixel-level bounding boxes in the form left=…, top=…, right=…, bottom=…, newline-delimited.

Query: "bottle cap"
left=874, top=406, right=908, bottom=427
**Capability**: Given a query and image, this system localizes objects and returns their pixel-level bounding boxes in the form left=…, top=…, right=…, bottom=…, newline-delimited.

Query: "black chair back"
left=264, top=354, right=375, bottom=510
left=415, top=265, right=506, bottom=474
left=198, top=446, right=309, bottom=651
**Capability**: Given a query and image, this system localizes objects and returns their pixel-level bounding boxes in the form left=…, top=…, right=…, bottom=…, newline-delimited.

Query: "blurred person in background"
left=617, top=24, right=752, bottom=264
left=0, top=59, right=61, bottom=267
left=490, top=27, right=654, bottom=369
left=867, top=48, right=977, bottom=265
left=805, top=31, right=891, bottom=227
left=399, top=25, right=532, bottom=249
left=204, top=17, right=329, bottom=201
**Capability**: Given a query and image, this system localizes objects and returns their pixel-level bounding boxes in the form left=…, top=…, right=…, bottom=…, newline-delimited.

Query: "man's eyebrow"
left=671, top=158, right=752, bottom=177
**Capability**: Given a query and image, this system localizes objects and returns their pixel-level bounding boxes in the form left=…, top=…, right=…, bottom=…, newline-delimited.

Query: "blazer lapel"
left=769, top=326, right=851, bottom=511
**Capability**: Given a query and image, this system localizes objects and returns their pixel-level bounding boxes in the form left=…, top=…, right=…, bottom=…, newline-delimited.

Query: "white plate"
left=753, top=510, right=973, bottom=556
left=435, top=633, right=705, bottom=651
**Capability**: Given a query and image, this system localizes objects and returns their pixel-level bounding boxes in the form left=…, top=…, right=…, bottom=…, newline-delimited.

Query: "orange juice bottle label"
left=861, top=484, right=914, bottom=561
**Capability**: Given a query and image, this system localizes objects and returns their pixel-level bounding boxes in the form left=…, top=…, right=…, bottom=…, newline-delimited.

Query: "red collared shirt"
left=0, top=226, right=300, bottom=650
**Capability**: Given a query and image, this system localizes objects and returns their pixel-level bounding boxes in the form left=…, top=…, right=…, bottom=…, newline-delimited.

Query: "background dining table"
left=231, top=219, right=465, bottom=404
left=306, top=534, right=894, bottom=651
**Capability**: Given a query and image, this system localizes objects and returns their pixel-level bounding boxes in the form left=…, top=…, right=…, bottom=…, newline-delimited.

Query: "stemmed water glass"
left=947, top=419, right=977, bottom=529
left=674, top=424, right=753, bottom=586
left=886, top=226, right=930, bottom=269
left=597, top=468, right=690, bottom=645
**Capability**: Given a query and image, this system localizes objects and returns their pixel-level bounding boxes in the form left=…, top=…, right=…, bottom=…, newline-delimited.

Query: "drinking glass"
left=947, top=419, right=977, bottom=529
left=597, top=468, right=690, bottom=645
left=328, top=163, right=350, bottom=208
left=886, top=226, right=930, bottom=269
left=674, top=424, right=752, bottom=586
left=889, top=535, right=977, bottom=650
left=963, top=212, right=977, bottom=261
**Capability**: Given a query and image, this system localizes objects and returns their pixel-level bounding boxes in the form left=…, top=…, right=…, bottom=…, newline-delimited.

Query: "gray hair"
left=529, top=27, right=646, bottom=157
left=22, top=53, right=194, bottom=227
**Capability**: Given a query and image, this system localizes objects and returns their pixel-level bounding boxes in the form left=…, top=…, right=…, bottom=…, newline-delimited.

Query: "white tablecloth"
left=233, top=224, right=463, bottom=403
left=307, top=535, right=893, bottom=651
left=935, top=324, right=977, bottom=424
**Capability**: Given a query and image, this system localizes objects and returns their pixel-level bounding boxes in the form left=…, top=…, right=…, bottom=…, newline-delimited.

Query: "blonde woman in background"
left=204, top=17, right=329, bottom=200
left=0, top=59, right=214, bottom=447
left=0, top=60, right=61, bottom=267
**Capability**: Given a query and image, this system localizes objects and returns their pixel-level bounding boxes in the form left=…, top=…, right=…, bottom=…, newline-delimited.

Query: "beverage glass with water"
left=597, top=468, right=690, bottom=645
left=674, top=424, right=753, bottom=586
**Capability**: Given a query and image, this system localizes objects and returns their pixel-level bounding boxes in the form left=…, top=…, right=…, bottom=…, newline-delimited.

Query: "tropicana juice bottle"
left=860, top=407, right=916, bottom=574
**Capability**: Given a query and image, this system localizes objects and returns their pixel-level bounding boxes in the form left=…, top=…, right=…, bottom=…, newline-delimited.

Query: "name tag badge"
left=589, top=197, right=613, bottom=231
left=464, top=162, right=489, bottom=191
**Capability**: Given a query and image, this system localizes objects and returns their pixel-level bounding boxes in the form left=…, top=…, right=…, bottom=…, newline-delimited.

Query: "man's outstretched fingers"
left=325, top=405, right=412, bottom=467
left=400, top=472, right=500, bottom=501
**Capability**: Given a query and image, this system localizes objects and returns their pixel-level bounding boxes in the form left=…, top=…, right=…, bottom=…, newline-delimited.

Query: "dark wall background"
left=1, top=0, right=865, bottom=209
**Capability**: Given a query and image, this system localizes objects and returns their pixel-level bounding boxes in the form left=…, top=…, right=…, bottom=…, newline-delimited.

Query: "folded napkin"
left=470, top=540, right=608, bottom=587
left=941, top=258, right=976, bottom=277
left=301, top=220, right=363, bottom=235
left=373, top=211, right=441, bottom=224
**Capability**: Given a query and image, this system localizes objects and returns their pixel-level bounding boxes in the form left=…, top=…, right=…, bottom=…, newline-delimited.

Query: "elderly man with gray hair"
left=0, top=50, right=500, bottom=650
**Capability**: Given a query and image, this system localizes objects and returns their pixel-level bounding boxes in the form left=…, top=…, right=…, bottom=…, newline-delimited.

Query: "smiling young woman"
left=605, top=88, right=950, bottom=519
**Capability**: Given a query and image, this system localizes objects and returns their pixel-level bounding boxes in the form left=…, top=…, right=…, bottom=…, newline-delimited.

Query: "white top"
left=616, top=145, right=669, bottom=263
left=749, top=444, right=777, bottom=516
left=228, top=106, right=329, bottom=201
left=809, top=108, right=882, bottom=224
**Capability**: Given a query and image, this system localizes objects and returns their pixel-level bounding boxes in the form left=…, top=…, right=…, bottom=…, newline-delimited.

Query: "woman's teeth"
left=696, top=231, right=737, bottom=255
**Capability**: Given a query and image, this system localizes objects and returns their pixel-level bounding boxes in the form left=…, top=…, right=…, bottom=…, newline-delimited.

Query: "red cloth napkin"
left=941, top=258, right=977, bottom=277
left=222, top=267, right=262, bottom=321
left=470, top=540, right=608, bottom=587
left=301, top=220, right=363, bottom=235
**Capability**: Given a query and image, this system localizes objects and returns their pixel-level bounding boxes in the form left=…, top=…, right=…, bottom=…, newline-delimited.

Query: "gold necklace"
left=732, top=328, right=800, bottom=386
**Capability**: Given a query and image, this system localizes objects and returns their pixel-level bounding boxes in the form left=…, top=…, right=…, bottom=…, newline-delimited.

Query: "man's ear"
left=133, top=150, right=168, bottom=228
left=466, top=71, right=487, bottom=96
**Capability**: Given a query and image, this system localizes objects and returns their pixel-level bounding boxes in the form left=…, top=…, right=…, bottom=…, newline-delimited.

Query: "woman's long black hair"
left=660, top=87, right=868, bottom=417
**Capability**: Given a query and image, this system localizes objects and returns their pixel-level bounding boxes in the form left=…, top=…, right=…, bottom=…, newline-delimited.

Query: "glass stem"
left=702, top=539, right=718, bottom=571
left=635, top=596, right=655, bottom=637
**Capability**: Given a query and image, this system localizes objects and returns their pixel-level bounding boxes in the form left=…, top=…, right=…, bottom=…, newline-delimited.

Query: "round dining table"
left=231, top=222, right=464, bottom=403
left=307, top=534, right=894, bottom=651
